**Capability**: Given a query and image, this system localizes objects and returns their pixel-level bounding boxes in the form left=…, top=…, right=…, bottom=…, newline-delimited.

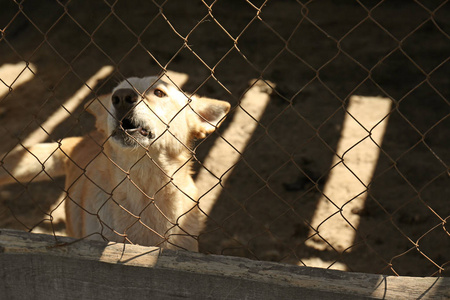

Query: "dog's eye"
left=154, top=89, right=166, bottom=98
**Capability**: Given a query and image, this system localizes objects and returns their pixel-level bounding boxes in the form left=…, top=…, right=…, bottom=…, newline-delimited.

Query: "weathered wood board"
left=0, top=229, right=448, bottom=299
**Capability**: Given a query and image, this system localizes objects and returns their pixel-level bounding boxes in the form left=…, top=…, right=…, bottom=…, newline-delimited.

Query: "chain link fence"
left=0, top=0, right=448, bottom=277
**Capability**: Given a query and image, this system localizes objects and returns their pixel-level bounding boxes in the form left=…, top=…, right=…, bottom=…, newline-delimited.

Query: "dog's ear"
left=188, top=96, right=230, bottom=139
left=84, top=93, right=111, bottom=133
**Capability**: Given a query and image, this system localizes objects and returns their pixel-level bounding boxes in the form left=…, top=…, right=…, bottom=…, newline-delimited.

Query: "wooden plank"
left=0, top=229, right=448, bottom=300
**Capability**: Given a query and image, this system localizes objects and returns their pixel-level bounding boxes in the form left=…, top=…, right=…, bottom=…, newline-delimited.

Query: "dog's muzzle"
left=110, top=88, right=155, bottom=146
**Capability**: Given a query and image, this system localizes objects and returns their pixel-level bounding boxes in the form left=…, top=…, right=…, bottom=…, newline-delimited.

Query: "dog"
left=0, top=76, right=230, bottom=251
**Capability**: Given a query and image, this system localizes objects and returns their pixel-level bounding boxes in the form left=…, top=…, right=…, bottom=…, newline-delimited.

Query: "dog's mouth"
left=121, top=118, right=152, bottom=137
left=112, top=116, right=155, bottom=146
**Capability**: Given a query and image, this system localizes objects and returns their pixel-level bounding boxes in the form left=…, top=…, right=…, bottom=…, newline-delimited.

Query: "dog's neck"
left=102, top=142, right=193, bottom=197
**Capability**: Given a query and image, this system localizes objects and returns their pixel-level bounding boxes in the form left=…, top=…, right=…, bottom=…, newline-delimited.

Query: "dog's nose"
left=111, top=88, right=139, bottom=110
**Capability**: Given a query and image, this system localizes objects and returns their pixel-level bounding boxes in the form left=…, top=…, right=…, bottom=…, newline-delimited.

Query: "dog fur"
left=0, top=76, right=230, bottom=251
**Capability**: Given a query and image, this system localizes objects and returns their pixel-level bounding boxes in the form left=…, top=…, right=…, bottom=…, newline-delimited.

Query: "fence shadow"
left=0, top=0, right=448, bottom=278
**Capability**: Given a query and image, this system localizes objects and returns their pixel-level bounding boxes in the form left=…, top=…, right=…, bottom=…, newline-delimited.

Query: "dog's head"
left=85, top=76, right=230, bottom=155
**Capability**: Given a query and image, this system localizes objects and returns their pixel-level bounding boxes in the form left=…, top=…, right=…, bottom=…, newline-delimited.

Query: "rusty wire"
left=0, top=0, right=448, bottom=277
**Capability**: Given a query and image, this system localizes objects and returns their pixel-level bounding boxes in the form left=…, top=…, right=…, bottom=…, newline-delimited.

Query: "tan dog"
left=0, top=76, right=230, bottom=251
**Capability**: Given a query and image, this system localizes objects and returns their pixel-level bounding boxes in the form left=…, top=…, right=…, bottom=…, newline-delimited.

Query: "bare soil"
left=0, top=0, right=448, bottom=277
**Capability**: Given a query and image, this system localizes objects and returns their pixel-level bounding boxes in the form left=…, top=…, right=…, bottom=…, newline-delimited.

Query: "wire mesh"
left=0, top=0, right=448, bottom=277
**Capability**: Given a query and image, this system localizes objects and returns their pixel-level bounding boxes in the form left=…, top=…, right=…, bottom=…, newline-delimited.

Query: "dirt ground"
left=0, top=1, right=448, bottom=277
